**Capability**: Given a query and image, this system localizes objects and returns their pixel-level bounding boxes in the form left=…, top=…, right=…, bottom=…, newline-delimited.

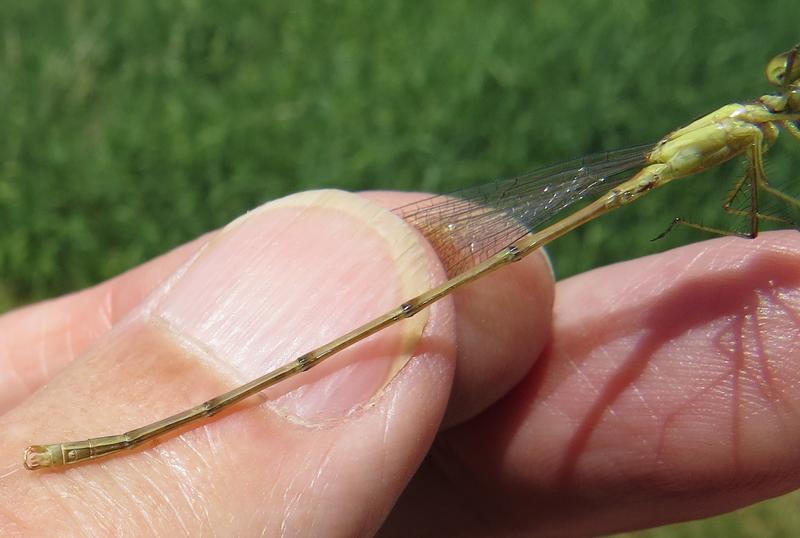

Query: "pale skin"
left=0, top=188, right=799, bottom=536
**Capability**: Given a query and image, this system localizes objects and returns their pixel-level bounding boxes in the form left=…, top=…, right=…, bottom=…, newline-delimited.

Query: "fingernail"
left=152, top=190, right=432, bottom=420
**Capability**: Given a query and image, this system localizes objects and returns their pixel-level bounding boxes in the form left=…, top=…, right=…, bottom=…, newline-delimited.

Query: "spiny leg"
left=783, top=119, right=800, bottom=141
left=747, top=120, right=800, bottom=225
left=654, top=137, right=770, bottom=241
left=652, top=170, right=760, bottom=241
left=718, top=165, right=797, bottom=227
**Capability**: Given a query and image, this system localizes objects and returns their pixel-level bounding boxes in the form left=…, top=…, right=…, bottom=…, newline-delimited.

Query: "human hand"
left=1, top=190, right=798, bottom=536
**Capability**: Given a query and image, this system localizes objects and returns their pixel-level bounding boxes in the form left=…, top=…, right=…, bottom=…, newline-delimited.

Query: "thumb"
left=0, top=190, right=454, bottom=535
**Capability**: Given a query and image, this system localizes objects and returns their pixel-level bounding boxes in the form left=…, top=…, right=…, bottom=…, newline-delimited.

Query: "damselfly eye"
left=765, top=49, right=798, bottom=86
left=766, top=53, right=789, bottom=85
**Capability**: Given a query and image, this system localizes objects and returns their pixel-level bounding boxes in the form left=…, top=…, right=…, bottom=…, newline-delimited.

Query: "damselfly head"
left=766, top=44, right=800, bottom=90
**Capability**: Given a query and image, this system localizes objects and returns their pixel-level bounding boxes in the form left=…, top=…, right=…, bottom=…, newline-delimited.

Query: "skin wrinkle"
left=272, top=444, right=311, bottom=535
left=105, top=476, right=140, bottom=534
left=295, top=449, right=341, bottom=536
left=65, top=309, right=75, bottom=365
left=743, top=388, right=800, bottom=421
left=681, top=247, right=710, bottom=276
left=281, top=467, right=306, bottom=532
left=318, top=438, right=352, bottom=534
left=36, top=314, right=47, bottom=382
left=566, top=355, right=602, bottom=398
left=368, top=361, right=438, bottom=533
left=100, top=286, right=114, bottom=332
left=654, top=367, right=734, bottom=465
left=373, top=404, right=394, bottom=531
left=116, top=472, right=162, bottom=537
left=191, top=427, right=215, bottom=468
left=616, top=267, right=657, bottom=309
left=137, top=462, right=191, bottom=536
left=0, top=339, right=8, bottom=389
left=755, top=291, right=800, bottom=417
left=176, top=474, right=208, bottom=533
left=86, top=471, right=134, bottom=537
left=730, top=306, right=746, bottom=469
left=258, top=470, right=284, bottom=536
left=637, top=268, right=672, bottom=304
left=307, top=442, right=335, bottom=495
left=747, top=304, right=789, bottom=422
left=135, top=240, right=212, bottom=321
left=630, top=383, right=658, bottom=421
left=261, top=440, right=296, bottom=529
left=4, top=355, right=28, bottom=408
left=192, top=486, right=214, bottom=534
left=81, top=468, right=125, bottom=535
left=308, top=446, right=341, bottom=537
left=40, top=473, right=93, bottom=535
left=0, top=507, right=24, bottom=536
left=86, top=422, right=206, bottom=535
left=0, top=466, right=19, bottom=481
left=165, top=441, right=210, bottom=531
left=184, top=446, right=223, bottom=531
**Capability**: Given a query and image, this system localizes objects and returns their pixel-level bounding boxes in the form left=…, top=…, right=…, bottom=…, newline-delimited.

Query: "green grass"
left=620, top=490, right=800, bottom=538
left=1, top=1, right=798, bottom=534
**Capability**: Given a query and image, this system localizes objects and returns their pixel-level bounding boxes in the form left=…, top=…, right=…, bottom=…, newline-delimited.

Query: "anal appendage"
left=24, top=435, right=131, bottom=470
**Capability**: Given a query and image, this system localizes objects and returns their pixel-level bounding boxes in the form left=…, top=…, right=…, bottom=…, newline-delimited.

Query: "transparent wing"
left=394, top=144, right=653, bottom=275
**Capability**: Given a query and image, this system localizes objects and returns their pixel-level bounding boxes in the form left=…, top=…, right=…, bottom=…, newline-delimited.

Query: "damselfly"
left=24, top=44, right=800, bottom=470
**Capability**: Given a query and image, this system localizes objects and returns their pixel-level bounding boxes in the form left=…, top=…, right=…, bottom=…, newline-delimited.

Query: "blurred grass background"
left=1, top=0, right=799, bottom=534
